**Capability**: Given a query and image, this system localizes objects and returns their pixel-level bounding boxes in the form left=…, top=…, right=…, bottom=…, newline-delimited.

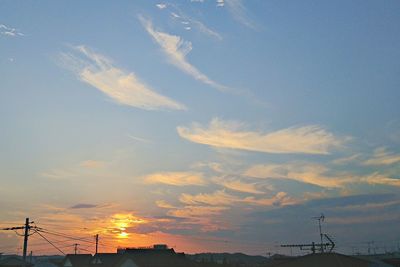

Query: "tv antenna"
left=312, top=213, right=325, bottom=252
left=281, top=214, right=335, bottom=254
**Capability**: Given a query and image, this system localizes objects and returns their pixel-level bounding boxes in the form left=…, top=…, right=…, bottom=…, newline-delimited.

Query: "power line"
left=34, top=231, right=65, bottom=255
left=36, top=229, right=94, bottom=244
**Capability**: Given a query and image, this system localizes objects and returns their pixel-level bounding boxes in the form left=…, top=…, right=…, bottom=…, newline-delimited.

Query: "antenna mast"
left=313, top=214, right=325, bottom=253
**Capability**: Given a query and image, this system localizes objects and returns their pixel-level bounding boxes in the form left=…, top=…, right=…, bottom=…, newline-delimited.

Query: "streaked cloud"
left=155, top=200, right=176, bottom=209
left=331, top=198, right=400, bottom=212
left=156, top=3, right=167, bottom=9
left=245, top=161, right=400, bottom=189
left=0, top=24, right=24, bottom=37
left=180, top=190, right=235, bottom=206
left=179, top=190, right=297, bottom=207
left=242, top=192, right=298, bottom=206
left=168, top=205, right=228, bottom=218
left=158, top=4, right=222, bottom=40
left=177, top=118, right=347, bottom=155
left=362, top=147, right=400, bottom=166
left=360, top=173, right=400, bottom=187
left=143, top=171, right=206, bottom=186
left=213, top=177, right=265, bottom=194
left=127, top=134, right=153, bottom=144
left=59, top=45, right=186, bottom=110
left=244, top=162, right=350, bottom=188
left=69, top=203, right=98, bottom=209
left=332, top=153, right=362, bottom=165
left=221, top=0, right=256, bottom=29
left=139, top=16, right=231, bottom=92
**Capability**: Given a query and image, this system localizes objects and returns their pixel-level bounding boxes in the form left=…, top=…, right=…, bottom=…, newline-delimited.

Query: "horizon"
left=1, top=0, right=399, bottom=258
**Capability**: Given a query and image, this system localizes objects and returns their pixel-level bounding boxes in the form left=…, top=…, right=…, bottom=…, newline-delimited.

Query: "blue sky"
left=1, top=0, right=400, bottom=256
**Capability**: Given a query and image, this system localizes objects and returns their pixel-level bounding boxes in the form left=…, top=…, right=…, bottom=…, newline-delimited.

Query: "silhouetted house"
left=117, top=244, right=175, bottom=255
left=263, top=252, right=390, bottom=267
left=0, top=257, right=33, bottom=267
left=91, top=254, right=120, bottom=265
left=61, top=245, right=200, bottom=267
left=383, top=258, right=400, bottom=267
left=62, top=255, right=92, bottom=267
left=120, top=247, right=193, bottom=267
left=33, top=259, right=61, bottom=267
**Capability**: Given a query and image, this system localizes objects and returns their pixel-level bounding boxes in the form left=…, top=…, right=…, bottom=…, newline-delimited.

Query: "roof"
left=123, top=253, right=198, bottom=267
left=91, top=254, right=124, bottom=267
left=0, top=257, right=33, bottom=267
left=60, top=252, right=203, bottom=267
left=122, top=248, right=176, bottom=255
left=264, top=253, right=374, bottom=267
left=62, top=254, right=92, bottom=267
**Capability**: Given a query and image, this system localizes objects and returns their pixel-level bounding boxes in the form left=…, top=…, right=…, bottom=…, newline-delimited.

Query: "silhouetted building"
left=263, top=252, right=392, bottom=267
left=62, top=255, right=92, bottom=267
left=60, top=245, right=199, bottom=267
left=0, top=257, right=33, bottom=267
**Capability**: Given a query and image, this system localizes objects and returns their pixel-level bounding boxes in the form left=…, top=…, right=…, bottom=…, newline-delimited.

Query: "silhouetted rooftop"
left=264, top=253, right=376, bottom=267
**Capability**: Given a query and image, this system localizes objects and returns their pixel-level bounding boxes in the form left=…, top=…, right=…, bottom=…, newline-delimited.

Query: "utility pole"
left=1, top=218, right=35, bottom=267
left=95, top=234, right=99, bottom=255
left=74, top=243, right=79, bottom=255
left=23, top=218, right=30, bottom=264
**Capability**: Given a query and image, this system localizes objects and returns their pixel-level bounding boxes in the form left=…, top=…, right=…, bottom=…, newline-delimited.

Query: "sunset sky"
left=1, top=0, right=400, bottom=256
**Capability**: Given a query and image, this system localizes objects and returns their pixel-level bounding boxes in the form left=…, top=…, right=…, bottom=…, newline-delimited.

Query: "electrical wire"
left=39, top=228, right=95, bottom=242
left=79, top=247, right=94, bottom=254
left=34, top=230, right=66, bottom=255
left=36, top=229, right=94, bottom=244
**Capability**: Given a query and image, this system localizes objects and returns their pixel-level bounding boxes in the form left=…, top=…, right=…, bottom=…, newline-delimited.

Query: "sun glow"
left=110, top=213, right=148, bottom=239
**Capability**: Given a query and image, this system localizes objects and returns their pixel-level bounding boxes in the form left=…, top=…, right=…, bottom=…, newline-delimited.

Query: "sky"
left=1, top=0, right=400, bottom=256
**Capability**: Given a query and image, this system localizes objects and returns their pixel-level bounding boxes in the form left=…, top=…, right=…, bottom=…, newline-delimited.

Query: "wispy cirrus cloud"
left=59, top=45, right=186, bottom=111
left=127, top=134, right=153, bottom=144
left=168, top=205, right=228, bottom=218
left=69, top=203, right=98, bottom=209
left=155, top=200, right=177, bottom=209
left=156, top=3, right=222, bottom=40
left=180, top=190, right=235, bottom=206
left=245, top=161, right=400, bottom=189
left=362, top=147, right=400, bottom=166
left=332, top=153, right=362, bottom=165
left=179, top=190, right=297, bottom=207
left=217, top=0, right=256, bottom=29
left=360, top=173, right=400, bottom=187
left=139, top=16, right=231, bottom=92
left=244, top=162, right=350, bottom=188
left=143, top=171, right=206, bottom=186
left=0, top=24, right=24, bottom=37
left=213, top=176, right=265, bottom=194
left=177, top=118, right=347, bottom=155
left=156, top=3, right=167, bottom=9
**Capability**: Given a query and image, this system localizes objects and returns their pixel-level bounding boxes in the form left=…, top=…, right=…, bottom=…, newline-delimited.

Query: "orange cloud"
left=180, top=190, right=235, bottom=206
left=244, top=162, right=350, bottom=188
left=362, top=147, right=400, bottom=166
left=155, top=200, right=176, bottom=209
left=179, top=190, right=298, bottom=207
left=177, top=118, right=347, bottom=155
left=213, top=177, right=266, bottom=194
left=143, top=171, right=206, bottom=186
left=168, top=206, right=229, bottom=218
